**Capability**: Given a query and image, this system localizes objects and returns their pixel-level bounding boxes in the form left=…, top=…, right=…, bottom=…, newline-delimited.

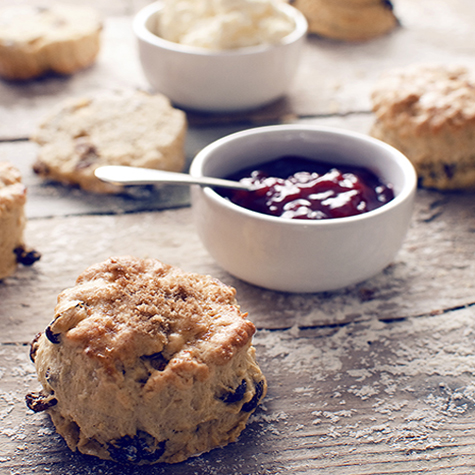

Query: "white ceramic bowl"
left=133, top=2, right=308, bottom=112
left=190, top=125, right=417, bottom=293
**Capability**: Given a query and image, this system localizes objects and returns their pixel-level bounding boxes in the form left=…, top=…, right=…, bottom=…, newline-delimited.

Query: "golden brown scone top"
left=31, top=90, right=187, bottom=193
left=0, top=4, right=102, bottom=79
left=0, top=4, right=102, bottom=48
left=371, top=64, right=475, bottom=133
left=292, top=0, right=398, bottom=42
left=45, top=257, right=256, bottom=387
left=0, top=161, right=26, bottom=212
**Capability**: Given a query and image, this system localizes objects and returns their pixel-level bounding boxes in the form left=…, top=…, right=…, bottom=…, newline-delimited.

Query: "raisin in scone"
left=0, top=4, right=102, bottom=81
left=0, top=162, right=40, bottom=280
left=293, top=0, right=398, bottom=41
left=31, top=91, right=187, bottom=194
left=26, top=256, right=266, bottom=464
left=371, top=64, right=475, bottom=190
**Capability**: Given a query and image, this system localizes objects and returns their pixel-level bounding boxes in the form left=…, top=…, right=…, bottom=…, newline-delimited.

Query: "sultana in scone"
left=371, top=64, right=475, bottom=190
left=292, top=0, right=398, bottom=41
left=0, top=4, right=102, bottom=80
left=0, top=162, right=40, bottom=280
left=26, top=256, right=266, bottom=464
left=31, top=90, right=187, bottom=194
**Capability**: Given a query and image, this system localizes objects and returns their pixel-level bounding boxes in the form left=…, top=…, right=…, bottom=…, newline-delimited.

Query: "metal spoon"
left=94, top=165, right=252, bottom=190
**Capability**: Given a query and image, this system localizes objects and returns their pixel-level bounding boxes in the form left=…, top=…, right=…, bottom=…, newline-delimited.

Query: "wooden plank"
left=2, top=306, right=475, bottom=473
left=1, top=170, right=475, bottom=336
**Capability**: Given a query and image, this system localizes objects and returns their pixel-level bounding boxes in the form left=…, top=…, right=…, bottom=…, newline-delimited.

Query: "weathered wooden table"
left=1, top=0, right=475, bottom=473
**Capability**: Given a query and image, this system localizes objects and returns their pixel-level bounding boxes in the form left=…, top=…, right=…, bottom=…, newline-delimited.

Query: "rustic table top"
left=1, top=0, right=475, bottom=474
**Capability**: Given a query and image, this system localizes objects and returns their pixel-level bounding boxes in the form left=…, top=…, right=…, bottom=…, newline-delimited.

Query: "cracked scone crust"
left=0, top=162, right=40, bottom=279
left=0, top=4, right=102, bottom=80
left=371, top=64, right=475, bottom=190
left=0, top=162, right=26, bottom=279
left=32, top=91, right=187, bottom=193
left=292, top=0, right=398, bottom=41
left=27, top=256, right=266, bottom=464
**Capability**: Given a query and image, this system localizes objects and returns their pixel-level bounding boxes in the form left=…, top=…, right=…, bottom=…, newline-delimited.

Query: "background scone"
left=371, top=64, right=475, bottom=190
left=292, top=0, right=398, bottom=41
left=0, top=4, right=102, bottom=80
left=32, top=91, right=187, bottom=194
left=0, top=162, right=40, bottom=280
left=26, top=256, right=266, bottom=464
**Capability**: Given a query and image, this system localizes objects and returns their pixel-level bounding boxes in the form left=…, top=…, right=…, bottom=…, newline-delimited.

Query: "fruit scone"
left=292, top=0, right=399, bottom=41
left=371, top=64, right=475, bottom=190
left=26, top=256, right=267, bottom=465
left=31, top=90, right=187, bottom=194
left=0, top=3, right=102, bottom=80
left=0, top=162, right=40, bottom=280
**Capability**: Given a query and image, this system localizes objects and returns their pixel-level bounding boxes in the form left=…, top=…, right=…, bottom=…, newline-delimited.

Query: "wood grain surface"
left=1, top=0, right=475, bottom=473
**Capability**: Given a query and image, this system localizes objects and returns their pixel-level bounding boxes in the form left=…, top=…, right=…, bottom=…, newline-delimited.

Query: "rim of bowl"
left=190, top=125, right=417, bottom=227
left=133, top=1, right=308, bottom=57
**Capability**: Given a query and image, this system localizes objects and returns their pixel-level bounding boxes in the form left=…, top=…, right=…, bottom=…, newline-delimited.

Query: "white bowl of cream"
left=133, top=0, right=308, bottom=112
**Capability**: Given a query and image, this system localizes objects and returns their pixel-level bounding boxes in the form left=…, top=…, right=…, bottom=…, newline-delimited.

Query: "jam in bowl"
left=219, top=156, right=394, bottom=220
left=190, top=125, right=417, bottom=293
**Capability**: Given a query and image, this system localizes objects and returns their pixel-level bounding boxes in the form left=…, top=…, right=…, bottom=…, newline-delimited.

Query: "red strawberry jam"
left=219, top=156, right=394, bottom=220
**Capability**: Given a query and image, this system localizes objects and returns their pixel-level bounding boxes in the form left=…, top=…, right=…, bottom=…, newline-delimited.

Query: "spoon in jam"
left=94, top=165, right=252, bottom=190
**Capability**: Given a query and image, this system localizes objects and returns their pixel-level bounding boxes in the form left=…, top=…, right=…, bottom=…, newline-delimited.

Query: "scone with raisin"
left=0, top=162, right=40, bottom=280
left=0, top=4, right=102, bottom=80
left=26, top=256, right=266, bottom=464
left=293, top=0, right=398, bottom=42
left=31, top=90, right=187, bottom=194
left=371, top=64, right=475, bottom=190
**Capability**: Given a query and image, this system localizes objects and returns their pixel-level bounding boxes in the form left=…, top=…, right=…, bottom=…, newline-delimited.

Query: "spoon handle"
left=94, top=165, right=250, bottom=190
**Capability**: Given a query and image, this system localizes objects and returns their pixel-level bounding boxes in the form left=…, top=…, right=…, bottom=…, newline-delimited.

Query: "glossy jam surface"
left=219, top=156, right=394, bottom=220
